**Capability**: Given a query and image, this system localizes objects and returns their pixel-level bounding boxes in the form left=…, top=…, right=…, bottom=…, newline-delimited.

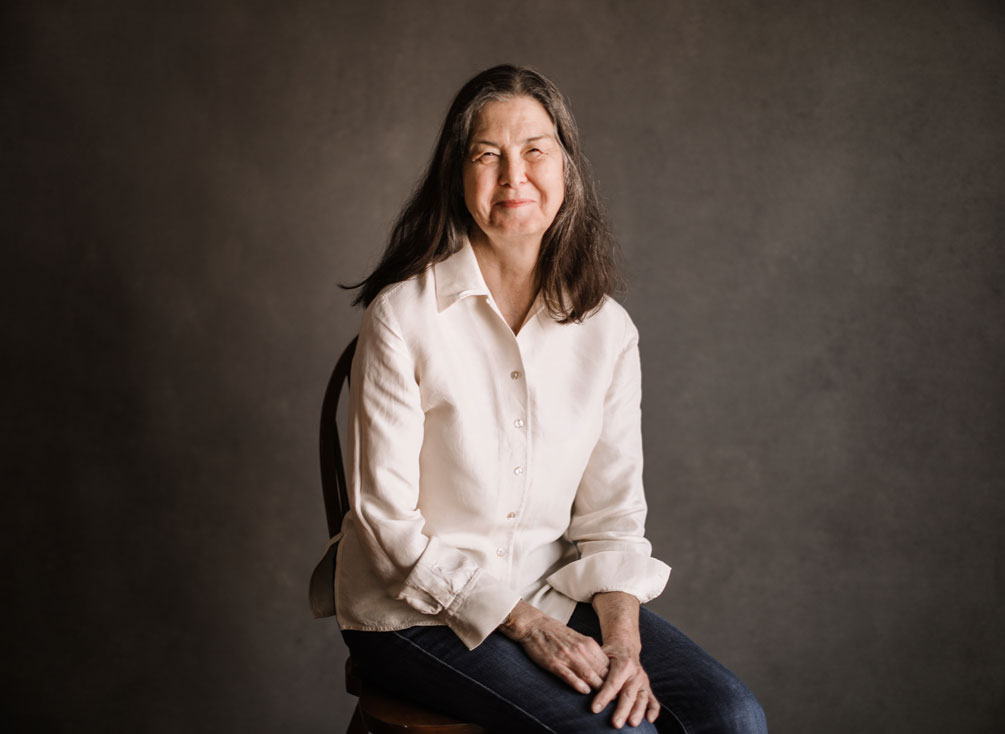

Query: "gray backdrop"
left=4, top=1, right=1003, bottom=732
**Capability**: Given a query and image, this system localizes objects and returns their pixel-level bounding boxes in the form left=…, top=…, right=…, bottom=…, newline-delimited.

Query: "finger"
left=564, top=653, right=604, bottom=689
left=568, top=640, right=607, bottom=688
left=592, top=663, right=630, bottom=714
left=646, top=693, right=661, bottom=723
left=611, top=687, right=636, bottom=729
left=587, top=653, right=611, bottom=684
left=586, top=641, right=610, bottom=673
left=552, top=663, right=591, bottom=695
left=591, top=671, right=622, bottom=713
left=576, top=664, right=605, bottom=690
left=628, top=688, right=649, bottom=728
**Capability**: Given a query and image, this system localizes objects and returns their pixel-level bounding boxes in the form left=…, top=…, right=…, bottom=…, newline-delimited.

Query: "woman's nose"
left=499, top=155, right=526, bottom=187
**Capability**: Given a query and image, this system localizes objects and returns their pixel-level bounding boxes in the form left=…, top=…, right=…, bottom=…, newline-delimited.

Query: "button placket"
left=500, top=351, right=530, bottom=575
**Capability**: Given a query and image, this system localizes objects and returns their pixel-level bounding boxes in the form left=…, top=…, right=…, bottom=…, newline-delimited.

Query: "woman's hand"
left=592, top=591, right=660, bottom=728
left=591, top=640, right=660, bottom=728
left=500, top=601, right=609, bottom=694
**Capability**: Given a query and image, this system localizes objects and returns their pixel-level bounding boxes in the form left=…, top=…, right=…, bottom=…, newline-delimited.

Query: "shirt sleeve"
left=347, top=294, right=521, bottom=650
left=546, top=315, right=671, bottom=604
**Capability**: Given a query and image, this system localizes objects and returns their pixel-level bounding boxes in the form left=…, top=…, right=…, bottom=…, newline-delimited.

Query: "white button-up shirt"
left=331, top=240, right=670, bottom=649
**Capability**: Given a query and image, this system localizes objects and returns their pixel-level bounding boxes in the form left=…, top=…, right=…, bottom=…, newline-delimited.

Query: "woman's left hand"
left=591, top=639, right=660, bottom=729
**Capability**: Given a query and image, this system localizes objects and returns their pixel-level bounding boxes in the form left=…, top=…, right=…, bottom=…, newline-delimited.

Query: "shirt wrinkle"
left=329, top=237, right=671, bottom=650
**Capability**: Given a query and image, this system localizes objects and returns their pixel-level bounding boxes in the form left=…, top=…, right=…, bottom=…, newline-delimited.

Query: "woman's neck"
left=469, top=229, right=541, bottom=334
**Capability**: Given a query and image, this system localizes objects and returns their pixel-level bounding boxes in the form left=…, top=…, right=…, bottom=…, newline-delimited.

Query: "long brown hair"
left=345, top=64, right=622, bottom=323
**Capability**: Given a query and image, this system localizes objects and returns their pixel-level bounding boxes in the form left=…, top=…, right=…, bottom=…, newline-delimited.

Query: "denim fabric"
left=342, top=604, right=767, bottom=734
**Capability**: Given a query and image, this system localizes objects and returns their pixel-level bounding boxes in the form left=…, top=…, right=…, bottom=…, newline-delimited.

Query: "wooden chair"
left=316, top=337, right=489, bottom=734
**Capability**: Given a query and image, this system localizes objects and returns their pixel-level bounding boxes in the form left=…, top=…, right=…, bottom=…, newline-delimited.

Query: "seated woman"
left=328, top=64, right=767, bottom=734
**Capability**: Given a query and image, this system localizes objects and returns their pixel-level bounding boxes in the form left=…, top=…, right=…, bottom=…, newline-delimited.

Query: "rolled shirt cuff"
left=546, top=551, right=671, bottom=604
left=445, top=569, right=522, bottom=650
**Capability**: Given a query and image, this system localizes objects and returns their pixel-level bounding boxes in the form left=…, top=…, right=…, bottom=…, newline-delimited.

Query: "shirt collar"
left=433, top=237, right=551, bottom=328
left=433, top=237, right=491, bottom=312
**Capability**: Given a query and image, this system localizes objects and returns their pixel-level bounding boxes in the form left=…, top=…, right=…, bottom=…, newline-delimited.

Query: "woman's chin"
left=484, top=218, right=552, bottom=242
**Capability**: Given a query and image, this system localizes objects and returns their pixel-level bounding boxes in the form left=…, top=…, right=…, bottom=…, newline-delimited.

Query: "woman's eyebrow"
left=469, top=133, right=556, bottom=148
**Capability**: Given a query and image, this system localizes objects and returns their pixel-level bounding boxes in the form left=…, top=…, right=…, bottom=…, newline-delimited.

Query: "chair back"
left=319, top=336, right=358, bottom=537
left=310, top=336, right=357, bottom=619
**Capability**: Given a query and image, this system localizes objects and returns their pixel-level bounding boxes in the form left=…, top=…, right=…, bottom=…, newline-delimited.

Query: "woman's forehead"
left=468, top=97, right=557, bottom=144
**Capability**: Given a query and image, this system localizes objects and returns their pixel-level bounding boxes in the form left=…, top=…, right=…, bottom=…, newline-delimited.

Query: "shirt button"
left=513, top=418, right=524, bottom=428
left=510, top=370, right=521, bottom=380
left=506, top=512, right=517, bottom=520
left=513, top=466, right=524, bottom=475
left=496, top=548, right=507, bottom=557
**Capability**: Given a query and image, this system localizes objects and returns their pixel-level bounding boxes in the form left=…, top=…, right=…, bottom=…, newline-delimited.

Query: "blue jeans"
left=342, top=603, right=767, bottom=733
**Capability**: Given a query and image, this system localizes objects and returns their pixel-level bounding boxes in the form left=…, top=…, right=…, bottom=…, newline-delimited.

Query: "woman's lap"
left=341, top=603, right=766, bottom=734
left=578, top=606, right=768, bottom=734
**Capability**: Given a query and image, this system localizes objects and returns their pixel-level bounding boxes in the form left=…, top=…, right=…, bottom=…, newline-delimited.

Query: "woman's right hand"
left=499, top=601, right=609, bottom=694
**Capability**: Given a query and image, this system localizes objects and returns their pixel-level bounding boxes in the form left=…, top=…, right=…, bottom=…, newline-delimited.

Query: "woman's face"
left=462, top=96, right=565, bottom=248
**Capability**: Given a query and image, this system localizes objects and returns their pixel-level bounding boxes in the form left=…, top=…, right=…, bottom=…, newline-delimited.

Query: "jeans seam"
left=389, top=629, right=557, bottom=733
left=650, top=692, right=692, bottom=734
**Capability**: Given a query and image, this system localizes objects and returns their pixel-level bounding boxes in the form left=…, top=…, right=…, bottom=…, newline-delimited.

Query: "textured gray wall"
left=4, top=1, right=1003, bottom=732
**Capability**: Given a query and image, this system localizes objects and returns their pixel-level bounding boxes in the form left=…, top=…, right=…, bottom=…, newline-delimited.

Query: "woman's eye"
left=527, top=148, right=542, bottom=157
left=477, top=152, right=498, bottom=162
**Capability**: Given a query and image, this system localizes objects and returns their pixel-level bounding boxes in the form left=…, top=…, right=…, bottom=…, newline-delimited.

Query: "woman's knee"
left=662, top=672, right=766, bottom=734
left=714, top=680, right=767, bottom=734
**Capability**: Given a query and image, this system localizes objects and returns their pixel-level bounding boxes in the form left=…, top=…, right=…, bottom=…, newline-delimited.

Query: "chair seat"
left=346, top=657, right=488, bottom=733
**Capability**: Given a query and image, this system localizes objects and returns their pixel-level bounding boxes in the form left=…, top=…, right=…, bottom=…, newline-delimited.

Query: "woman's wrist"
left=592, top=591, right=642, bottom=652
left=602, top=633, right=642, bottom=656
left=499, top=600, right=543, bottom=640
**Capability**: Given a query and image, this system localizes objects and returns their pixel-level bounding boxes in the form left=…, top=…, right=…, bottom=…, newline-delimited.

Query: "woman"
left=331, top=65, right=767, bottom=733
